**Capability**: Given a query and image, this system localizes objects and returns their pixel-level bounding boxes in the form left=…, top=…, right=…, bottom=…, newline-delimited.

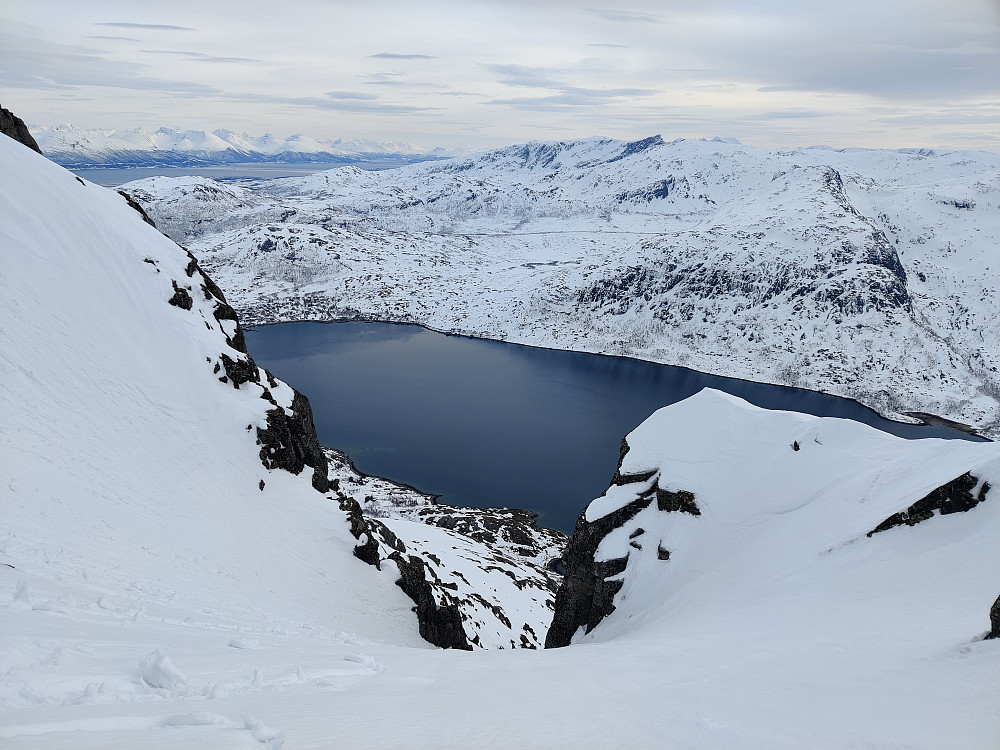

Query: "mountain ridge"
left=31, top=123, right=456, bottom=168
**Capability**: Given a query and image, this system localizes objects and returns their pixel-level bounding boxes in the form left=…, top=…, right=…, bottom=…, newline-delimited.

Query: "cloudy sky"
left=3, top=0, right=999, bottom=150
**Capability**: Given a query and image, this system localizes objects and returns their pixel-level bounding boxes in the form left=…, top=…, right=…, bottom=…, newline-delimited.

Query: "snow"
left=124, top=135, right=1000, bottom=437
left=3, top=133, right=1000, bottom=748
left=31, top=124, right=453, bottom=168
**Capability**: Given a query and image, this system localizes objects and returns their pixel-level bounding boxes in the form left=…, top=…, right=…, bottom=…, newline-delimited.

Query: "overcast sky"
left=3, top=0, right=999, bottom=151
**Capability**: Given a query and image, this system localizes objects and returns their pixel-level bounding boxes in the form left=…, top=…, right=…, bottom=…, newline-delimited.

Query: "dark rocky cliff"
left=0, top=105, right=43, bottom=154
left=546, top=437, right=700, bottom=648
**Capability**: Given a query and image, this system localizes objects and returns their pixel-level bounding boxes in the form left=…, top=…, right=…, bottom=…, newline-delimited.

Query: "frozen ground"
left=125, top=136, right=1000, bottom=436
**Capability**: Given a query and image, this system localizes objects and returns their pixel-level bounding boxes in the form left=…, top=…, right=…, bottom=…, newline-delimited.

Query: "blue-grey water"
left=245, top=321, right=983, bottom=533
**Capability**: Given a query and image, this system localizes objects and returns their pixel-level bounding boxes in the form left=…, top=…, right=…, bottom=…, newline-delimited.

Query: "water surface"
left=246, top=321, right=982, bottom=533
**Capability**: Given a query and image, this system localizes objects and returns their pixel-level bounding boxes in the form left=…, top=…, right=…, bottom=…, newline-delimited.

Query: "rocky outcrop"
left=326, top=447, right=566, bottom=649
left=0, top=105, right=42, bottom=154
left=257, top=390, right=329, bottom=493
left=117, top=190, right=157, bottom=227
left=867, top=473, right=990, bottom=536
left=148, top=224, right=331, bottom=493
left=545, top=437, right=699, bottom=648
left=390, top=551, right=472, bottom=650
left=989, top=594, right=1000, bottom=640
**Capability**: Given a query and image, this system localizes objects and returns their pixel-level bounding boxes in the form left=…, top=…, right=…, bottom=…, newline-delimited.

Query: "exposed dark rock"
left=546, top=437, right=657, bottom=648
left=651, top=484, right=701, bottom=515
left=391, top=551, right=472, bottom=650
left=547, top=435, right=704, bottom=648
left=867, top=473, right=990, bottom=536
left=116, top=190, right=157, bottom=227
left=256, top=390, right=329, bottom=492
left=0, top=105, right=42, bottom=154
left=167, top=281, right=193, bottom=310
left=989, top=594, right=1000, bottom=640
left=218, top=353, right=259, bottom=388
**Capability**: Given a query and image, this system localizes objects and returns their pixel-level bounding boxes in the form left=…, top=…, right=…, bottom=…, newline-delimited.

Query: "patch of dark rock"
left=167, top=281, right=193, bottom=310
left=545, top=490, right=653, bottom=648
left=657, top=544, right=671, bottom=561
left=989, top=594, right=1000, bottom=640
left=424, top=551, right=442, bottom=566
left=116, top=190, right=157, bottom=227
left=259, top=480, right=265, bottom=491
left=256, top=389, right=329, bottom=492
left=643, top=483, right=700, bottom=516
left=218, top=353, right=258, bottom=388
left=391, top=552, right=472, bottom=650
left=867, top=473, right=990, bottom=536
left=0, top=105, right=43, bottom=154
left=629, top=540, right=642, bottom=550
left=629, top=528, right=645, bottom=539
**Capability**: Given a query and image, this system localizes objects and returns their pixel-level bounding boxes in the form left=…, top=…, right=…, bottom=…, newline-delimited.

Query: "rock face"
left=990, top=594, right=1000, bottom=640
left=545, top=437, right=700, bottom=648
left=0, top=105, right=42, bottom=154
left=867, top=473, right=990, bottom=536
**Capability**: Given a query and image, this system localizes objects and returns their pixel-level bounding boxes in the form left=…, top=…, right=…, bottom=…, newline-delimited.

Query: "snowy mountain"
left=124, top=135, right=1000, bottom=437
left=31, top=124, right=450, bottom=168
left=4, top=117, right=1000, bottom=748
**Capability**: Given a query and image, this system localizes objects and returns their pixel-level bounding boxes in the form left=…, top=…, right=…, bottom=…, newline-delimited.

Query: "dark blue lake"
left=245, top=321, right=982, bottom=533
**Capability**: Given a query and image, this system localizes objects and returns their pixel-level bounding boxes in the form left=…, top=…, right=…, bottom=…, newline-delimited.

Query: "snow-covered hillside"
left=32, top=124, right=450, bottom=168
left=4, top=123, right=1000, bottom=748
left=123, top=135, right=1000, bottom=437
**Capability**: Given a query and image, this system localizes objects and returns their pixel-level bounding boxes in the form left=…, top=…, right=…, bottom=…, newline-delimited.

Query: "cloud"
left=95, top=22, right=194, bottom=31
left=140, top=50, right=261, bottom=64
left=755, top=110, right=828, bottom=119
left=490, top=87, right=658, bottom=110
left=326, top=90, right=379, bottom=100
left=226, top=92, right=431, bottom=114
left=358, top=72, right=445, bottom=88
left=585, top=7, right=663, bottom=24
left=483, top=63, right=657, bottom=109
left=481, top=64, right=566, bottom=89
left=586, top=43, right=629, bottom=48
left=0, top=29, right=221, bottom=96
left=368, top=53, right=438, bottom=60
left=86, top=35, right=141, bottom=42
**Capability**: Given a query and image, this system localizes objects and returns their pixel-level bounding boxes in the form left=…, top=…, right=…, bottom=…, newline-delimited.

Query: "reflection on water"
left=246, top=321, right=982, bottom=533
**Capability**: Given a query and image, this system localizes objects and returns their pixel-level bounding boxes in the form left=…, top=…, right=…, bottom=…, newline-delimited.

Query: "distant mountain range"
left=31, top=124, right=456, bottom=168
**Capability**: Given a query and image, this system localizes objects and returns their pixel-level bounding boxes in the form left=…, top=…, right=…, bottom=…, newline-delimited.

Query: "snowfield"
left=125, top=135, right=1000, bottom=437
left=3, top=130, right=1000, bottom=749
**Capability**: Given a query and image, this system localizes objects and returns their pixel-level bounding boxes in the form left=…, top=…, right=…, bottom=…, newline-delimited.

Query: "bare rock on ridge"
left=0, top=105, right=43, bottom=154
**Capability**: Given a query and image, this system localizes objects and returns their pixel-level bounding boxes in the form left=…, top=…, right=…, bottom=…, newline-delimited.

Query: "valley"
left=122, top=135, right=1000, bottom=438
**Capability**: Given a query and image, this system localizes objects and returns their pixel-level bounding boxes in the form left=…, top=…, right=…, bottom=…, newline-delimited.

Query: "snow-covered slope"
left=4, top=125, right=1000, bottom=748
left=124, top=135, right=1000, bottom=436
left=0, top=132, right=425, bottom=645
left=32, top=124, right=448, bottom=168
